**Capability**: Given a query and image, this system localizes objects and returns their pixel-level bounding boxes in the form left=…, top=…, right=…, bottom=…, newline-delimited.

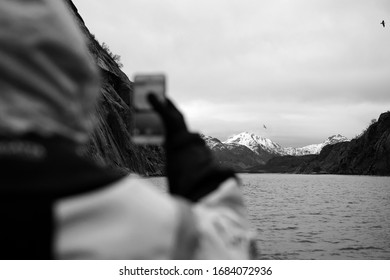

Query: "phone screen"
left=133, top=74, right=165, bottom=111
left=131, top=74, right=166, bottom=145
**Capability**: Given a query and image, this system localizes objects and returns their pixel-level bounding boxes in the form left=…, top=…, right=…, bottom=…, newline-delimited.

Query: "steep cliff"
left=66, top=1, right=164, bottom=175
left=300, top=111, right=390, bottom=176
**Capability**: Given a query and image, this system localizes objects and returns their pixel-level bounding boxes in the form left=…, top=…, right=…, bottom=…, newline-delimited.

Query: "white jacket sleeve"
left=191, top=178, right=255, bottom=259
left=54, top=175, right=254, bottom=259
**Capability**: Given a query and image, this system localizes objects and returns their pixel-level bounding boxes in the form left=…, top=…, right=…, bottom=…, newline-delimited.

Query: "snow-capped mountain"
left=201, top=134, right=224, bottom=150
left=324, top=134, right=350, bottom=145
left=201, top=132, right=350, bottom=171
left=222, top=132, right=349, bottom=157
left=224, top=132, right=284, bottom=158
left=283, top=134, right=350, bottom=156
left=200, top=134, right=266, bottom=171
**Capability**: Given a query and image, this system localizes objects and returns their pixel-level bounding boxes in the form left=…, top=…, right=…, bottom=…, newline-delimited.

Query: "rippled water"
left=240, top=174, right=390, bottom=260
left=147, top=174, right=390, bottom=259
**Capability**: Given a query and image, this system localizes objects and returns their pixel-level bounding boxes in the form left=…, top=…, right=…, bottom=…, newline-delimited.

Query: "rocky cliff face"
left=67, top=1, right=164, bottom=175
left=300, top=111, right=390, bottom=175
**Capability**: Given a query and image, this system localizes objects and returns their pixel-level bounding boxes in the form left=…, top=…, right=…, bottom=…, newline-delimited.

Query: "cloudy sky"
left=73, top=0, right=390, bottom=147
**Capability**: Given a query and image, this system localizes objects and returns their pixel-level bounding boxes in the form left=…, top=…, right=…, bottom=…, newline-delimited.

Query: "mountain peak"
left=325, top=134, right=349, bottom=145
left=224, top=132, right=283, bottom=156
left=226, top=131, right=270, bottom=142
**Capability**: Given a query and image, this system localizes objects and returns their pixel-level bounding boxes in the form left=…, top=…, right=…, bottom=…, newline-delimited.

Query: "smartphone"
left=131, top=74, right=166, bottom=145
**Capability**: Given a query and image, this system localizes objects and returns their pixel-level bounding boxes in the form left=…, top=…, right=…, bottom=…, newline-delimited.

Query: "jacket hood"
left=0, top=0, right=99, bottom=143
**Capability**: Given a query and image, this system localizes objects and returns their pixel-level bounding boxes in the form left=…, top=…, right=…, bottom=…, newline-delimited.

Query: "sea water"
left=147, top=174, right=390, bottom=259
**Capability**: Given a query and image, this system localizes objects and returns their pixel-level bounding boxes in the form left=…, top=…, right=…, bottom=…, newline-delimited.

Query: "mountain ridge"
left=202, top=132, right=350, bottom=172
left=206, top=111, right=389, bottom=176
left=283, top=134, right=350, bottom=156
left=219, top=132, right=349, bottom=155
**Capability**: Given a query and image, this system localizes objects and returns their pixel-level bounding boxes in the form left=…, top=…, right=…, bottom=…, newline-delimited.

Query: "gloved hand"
left=148, top=94, right=236, bottom=202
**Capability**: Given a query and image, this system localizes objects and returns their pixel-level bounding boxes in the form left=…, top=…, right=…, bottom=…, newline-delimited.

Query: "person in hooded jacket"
left=0, top=0, right=255, bottom=260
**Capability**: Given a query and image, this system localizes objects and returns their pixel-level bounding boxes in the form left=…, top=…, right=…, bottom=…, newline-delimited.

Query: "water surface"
left=147, top=174, right=390, bottom=259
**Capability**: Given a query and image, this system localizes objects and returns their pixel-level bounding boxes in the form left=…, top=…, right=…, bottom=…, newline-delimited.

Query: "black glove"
left=148, top=94, right=236, bottom=202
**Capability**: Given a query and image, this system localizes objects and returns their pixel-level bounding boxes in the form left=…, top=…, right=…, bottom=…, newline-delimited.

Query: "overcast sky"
left=73, top=0, right=390, bottom=147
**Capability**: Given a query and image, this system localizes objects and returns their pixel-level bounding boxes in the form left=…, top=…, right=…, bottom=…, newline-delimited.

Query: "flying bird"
left=381, top=20, right=385, bottom=27
left=263, top=124, right=267, bottom=129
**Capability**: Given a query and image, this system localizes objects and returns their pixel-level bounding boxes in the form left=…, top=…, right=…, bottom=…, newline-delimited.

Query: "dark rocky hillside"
left=300, top=111, right=390, bottom=176
left=66, top=0, right=164, bottom=175
left=254, top=155, right=316, bottom=173
left=260, top=111, right=390, bottom=176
